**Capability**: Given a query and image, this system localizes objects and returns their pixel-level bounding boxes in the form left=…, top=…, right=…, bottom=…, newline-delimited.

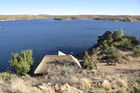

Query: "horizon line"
left=0, top=14, right=140, bottom=16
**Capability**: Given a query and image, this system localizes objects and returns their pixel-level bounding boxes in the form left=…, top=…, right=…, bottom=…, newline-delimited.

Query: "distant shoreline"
left=0, top=15, right=140, bottom=22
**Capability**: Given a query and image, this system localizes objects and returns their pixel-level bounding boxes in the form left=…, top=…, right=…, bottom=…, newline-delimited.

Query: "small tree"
left=83, top=51, right=98, bottom=70
left=134, top=47, right=140, bottom=57
left=99, top=37, right=113, bottom=52
left=9, top=49, right=34, bottom=75
left=112, top=30, right=124, bottom=41
left=124, top=35, right=140, bottom=47
left=105, top=46, right=123, bottom=65
left=121, top=38, right=132, bottom=48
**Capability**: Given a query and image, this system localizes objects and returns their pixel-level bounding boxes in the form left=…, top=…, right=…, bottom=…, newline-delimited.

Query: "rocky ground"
left=0, top=61, right=139, bottom=93
left=0, top=48, right=140, bottom=93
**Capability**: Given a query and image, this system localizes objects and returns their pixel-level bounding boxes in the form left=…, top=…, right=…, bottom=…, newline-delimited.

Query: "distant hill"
left=0, top=15, right=140, bottom=22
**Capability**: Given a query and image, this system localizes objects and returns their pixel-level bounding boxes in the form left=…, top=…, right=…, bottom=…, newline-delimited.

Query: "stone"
left=39, top=83, right=55, bottom=93
left=56, top=83, right=83, bottom=93
left=116, top=79, right=128, bottom=88
left=102, top=80, right=111, bottom=90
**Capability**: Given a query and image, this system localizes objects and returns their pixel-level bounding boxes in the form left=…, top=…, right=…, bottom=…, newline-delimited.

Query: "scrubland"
left=0, top=15, right=140, bottom=22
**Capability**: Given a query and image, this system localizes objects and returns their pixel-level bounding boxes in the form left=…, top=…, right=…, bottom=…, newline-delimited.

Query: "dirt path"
left=97, top=62, right=140, bottom=75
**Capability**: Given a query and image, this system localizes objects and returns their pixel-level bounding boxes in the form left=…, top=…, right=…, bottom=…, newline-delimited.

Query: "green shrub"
left=83, top=51, right=98, bottom=70
left=121, top=38, right=132, bottom=48
left=99, top=37, right=113, bottom=52
left=124, top=35, right=140, bottom=45
left=0, top=72, right=17, bottom=81
left=112, top=30, right=124, bottom=40
left=113, top=38, right=132, bottom=49
left=130, top=78, right=140, bottom=93
left=120, top=35, right=140, bottom=49
left=9, top=49, right=34, bottom=75
left=105, top=46, right=123, bottom=65
left=97, top=30, right=140, bottom=51
left=134, top=47, right=140, bottom=57
left=135, top=78, right=140, bottom=84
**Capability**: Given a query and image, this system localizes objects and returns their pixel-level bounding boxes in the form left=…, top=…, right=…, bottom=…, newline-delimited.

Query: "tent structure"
left=34, top=51, right=81, bottom=74
left=58, top=51, right=66, bottom=56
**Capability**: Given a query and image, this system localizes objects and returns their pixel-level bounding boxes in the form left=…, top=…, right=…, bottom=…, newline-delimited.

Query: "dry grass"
left=0, top=73, right=54, bottom=93
left=0, top=62, right=139, bottom=93
left=9, top=78, right=41, bottom=93
left=78, top=78, right=92, bottom=90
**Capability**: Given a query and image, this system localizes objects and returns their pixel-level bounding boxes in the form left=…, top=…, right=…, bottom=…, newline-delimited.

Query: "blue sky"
left=0, top=0, right=140, bottom=15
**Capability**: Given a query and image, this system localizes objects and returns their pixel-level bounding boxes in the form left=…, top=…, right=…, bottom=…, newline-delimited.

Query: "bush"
left=130, top=78, right=140, bottom=93
left=134, top=47, right=140, bottom=57
left=120, top=38, right=132, bottom=48
left=47, top=65, right=76, bottom=84
left=99, top=37, right=113, bottom=52
left=78, top=78, right=92, bottom=90
left=105, top=46, right=123, bottom=65
left=9, top=49, right=34, bottom=75
left=117, top=35, right=140, bottom=49
left=0, top=72, right=17, bottom=81
left=124, top=35, right=140, bottom=46
left=97, top=30, right=140, bottom=51
left=83, top=51, right=98, bottom=70
left=112, top=30, right=124, bottom=40
left=135, top=78, right=140, bottom=84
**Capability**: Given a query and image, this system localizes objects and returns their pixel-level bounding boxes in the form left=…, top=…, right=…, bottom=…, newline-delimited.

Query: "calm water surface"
left=0, top=19, right=140, bottom=71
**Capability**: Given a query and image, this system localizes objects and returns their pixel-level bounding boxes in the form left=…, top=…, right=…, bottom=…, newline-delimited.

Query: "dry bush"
left=78, top=78, right=92, bottom=90
left=47, top=65, right=81, bottom=84
left=0, top=75, right=56, bottom=93
left=0, top=72, right=17, bottom=82
left=70, top=75, right=80, bottom=84
left=134, top=47, right=140, bottom=57
left=105, top=46, right=123, bottom=65
left=38, top=83, right=55, bottom=93
left=8, top=78, right=41, bottom=93
left=116, top=78, right=128, bottom=88
left=83, top=51, right=98, bottom=70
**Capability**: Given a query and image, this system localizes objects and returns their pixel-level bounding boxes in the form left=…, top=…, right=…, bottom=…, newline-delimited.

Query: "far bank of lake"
left=0, top=15, right=140, bottom=22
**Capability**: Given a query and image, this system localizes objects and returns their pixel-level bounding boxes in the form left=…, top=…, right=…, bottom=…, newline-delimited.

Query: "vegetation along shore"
left=0, top=30, right=140, bottom=93
left=0, top=15, right=140, bottom=22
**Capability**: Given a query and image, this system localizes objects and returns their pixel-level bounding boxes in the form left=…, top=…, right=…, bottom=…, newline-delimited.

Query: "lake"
left=0, top=19, right=140, bottom=71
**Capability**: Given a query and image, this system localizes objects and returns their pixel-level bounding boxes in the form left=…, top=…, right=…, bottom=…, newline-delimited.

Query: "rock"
left=127, top=56, right=135, bottom=62
left=54, top=84, right=60, bottom=91
left=98, top=31, right=112, bottom=43
left=91, top=69, right=97, bottom=75
left=102, top=80, right=111, bottom=90
left=39, top=83, right=55, bottom=93
left=56, top=83, right=83, bottom=93
left=105, top=75, right=112, bottom=81
left=111, top=80, right=118, bottom=90
left=70, top=76, right=79, bottom=83
left=116, top=79, right=128, bottom=88
left=134, top=57, right=140, bottom=62
left=0, top=82, right=9, bottom=92
left=115, top=88, right=129, bottom=93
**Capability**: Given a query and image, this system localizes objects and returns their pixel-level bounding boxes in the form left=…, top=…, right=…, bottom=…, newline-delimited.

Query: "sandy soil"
left=97, top=62, right=140, bottom=75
